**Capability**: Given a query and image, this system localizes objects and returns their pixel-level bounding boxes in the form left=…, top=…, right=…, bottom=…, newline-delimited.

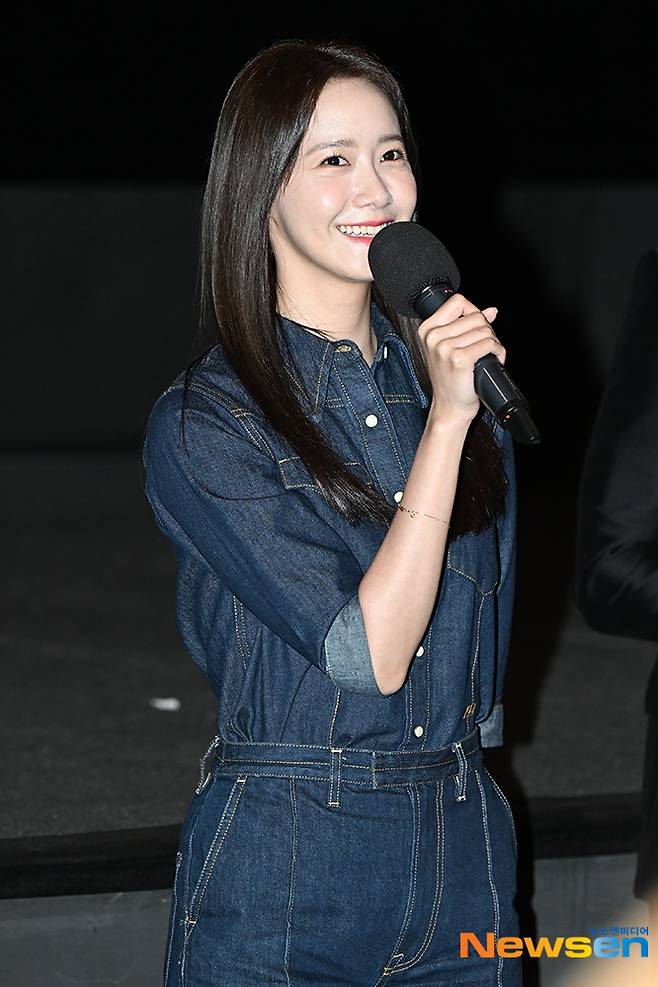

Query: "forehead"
left=302, top=77, right=398, bottom=146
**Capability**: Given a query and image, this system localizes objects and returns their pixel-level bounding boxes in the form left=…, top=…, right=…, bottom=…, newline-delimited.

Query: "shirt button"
left=336, top=344, right=352, bottom=352
left=393, top=491, right=404, bottom=502
left=413, top=725, right=424, bottom=737
left=416, top=645, right=424, bottom=657
left=365, top=414, right=378, bottom=427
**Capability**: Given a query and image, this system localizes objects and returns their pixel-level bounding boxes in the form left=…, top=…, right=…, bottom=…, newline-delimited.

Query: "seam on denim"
left=214, top=769, right=359, bottom=784
left=180, top=797, right=207, bottom=984
left=486, top=769, right=518, bottom=861
left=283, top=364, right=304, bottom=398
left=219, top=739, right=339, bottom=749
left=422, top=623, right=434, bottom=752
left=276, top=459, right=322, bottom=491
left=232, top=596, right=249, bottom=672
left=187, top=775, right=249, bottom=926
left=284, top=778, right=298, bottom=987
left=403, top=659, right=412, bottom=746
left=184, top=806, right=202, bottom=909
left=327, top=747, right=343, bottom=806
left=365, top=742, right=480, bottom=772
left=475, top=767, right=503, bottom=987
left=445, top=560, right=500, bottom=596
left=217, top=737, right=480, bottom=754
left=164, top=850, right=182, bottom=987
left=235, top=413, right=276, bottom=459
left=467, top=593, right=487, bottom=732
left=406, top=783, right=422, bottom=942
left=222, top=756, right=335, bottom=768
left=313, top=342, right=333, bottom=414
left=378, top=782, right=419, bottom=980
left=391, top=778, right=446, bottom=971
left=353, top=360, right=408, bottom=478
left=277, top=455, right=363, bottom=468
left=283, top=481, right=322, bottom=491
left=327, top=688, right=341, bottom=748
left=332, top=365, right=388, bottom=491
left=177, top=380, right=248, bottom=417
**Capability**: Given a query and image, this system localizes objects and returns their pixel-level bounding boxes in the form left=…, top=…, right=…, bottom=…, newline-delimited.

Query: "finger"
left=455, top=337, right=507, bottom=365
left=423, top=311, right=495, bottom=341
left=424, top=292, right=482, bottom=326
left=446, top=326, right=502, bottom=350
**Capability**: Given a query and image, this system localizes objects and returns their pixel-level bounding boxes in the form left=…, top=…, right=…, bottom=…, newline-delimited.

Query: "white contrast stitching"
left=284, top=778, right=298, bottom=987
left=476, top=767, right=503, bottom=987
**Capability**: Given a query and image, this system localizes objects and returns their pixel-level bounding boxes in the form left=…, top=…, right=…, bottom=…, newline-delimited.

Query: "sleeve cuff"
left=478, top=701, right=504, bottom=748
left=323, top=594, right=386, bottom=696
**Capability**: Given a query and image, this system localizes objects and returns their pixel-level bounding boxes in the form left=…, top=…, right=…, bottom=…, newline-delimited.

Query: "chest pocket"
left=445, top=523, right=500, bottom=595
left=276, top=456, right=375, bottom=492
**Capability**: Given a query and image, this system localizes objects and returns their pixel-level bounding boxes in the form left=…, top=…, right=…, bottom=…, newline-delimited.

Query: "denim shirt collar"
left=274, top=298, right=429, bottom=421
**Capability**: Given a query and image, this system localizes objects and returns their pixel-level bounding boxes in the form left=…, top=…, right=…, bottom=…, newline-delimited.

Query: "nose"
left=352, top=160, right=394, bottom=211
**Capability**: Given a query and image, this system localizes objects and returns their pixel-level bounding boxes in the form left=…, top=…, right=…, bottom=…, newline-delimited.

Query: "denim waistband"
left=195, top=728, right=483, bottom=799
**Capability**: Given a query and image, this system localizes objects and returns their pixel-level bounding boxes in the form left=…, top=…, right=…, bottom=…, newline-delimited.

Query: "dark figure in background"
left=574, top=248, right=658, bottom=925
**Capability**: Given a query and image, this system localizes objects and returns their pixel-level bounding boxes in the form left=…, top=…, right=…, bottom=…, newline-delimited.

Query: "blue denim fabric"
left=162, top=733, right=521, bottom=986
left=143, top=299, right=521, bottom=985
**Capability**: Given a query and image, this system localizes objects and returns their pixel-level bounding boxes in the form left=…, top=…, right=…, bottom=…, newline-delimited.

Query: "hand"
left=417, top=293, right=506, bottom=424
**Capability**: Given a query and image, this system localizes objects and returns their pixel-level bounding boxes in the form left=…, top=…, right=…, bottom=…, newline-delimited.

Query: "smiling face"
left=268, top=76, right=417, bottom=307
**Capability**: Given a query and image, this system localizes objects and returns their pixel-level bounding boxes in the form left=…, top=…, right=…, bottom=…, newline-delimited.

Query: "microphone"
left=368, top=221, right=541, bottom=445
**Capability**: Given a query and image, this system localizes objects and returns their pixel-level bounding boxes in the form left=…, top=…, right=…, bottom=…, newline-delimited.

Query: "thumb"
left=482, top=306, right=498, bottom=321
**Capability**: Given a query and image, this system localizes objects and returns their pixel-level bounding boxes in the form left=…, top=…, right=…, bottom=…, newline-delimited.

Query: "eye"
left=383, top=147, right=408, bottom=162
left=319, top=147, right=408, bottom=167
left=321, top=154, right=348, bottom=167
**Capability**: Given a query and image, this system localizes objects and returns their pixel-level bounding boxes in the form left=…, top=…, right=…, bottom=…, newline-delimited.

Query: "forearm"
left=358, top=410, right=473, bottom=694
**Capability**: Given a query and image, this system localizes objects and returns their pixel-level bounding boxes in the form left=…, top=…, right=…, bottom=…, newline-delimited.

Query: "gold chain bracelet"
left=397, top=501, right=450, bottom=526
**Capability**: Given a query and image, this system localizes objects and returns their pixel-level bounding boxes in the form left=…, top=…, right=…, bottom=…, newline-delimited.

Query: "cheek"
left=393, top=171, right=417, bottom=208
left=314, top=179, right=348, bottom=214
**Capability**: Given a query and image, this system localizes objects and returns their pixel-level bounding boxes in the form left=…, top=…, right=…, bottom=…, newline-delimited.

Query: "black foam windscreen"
left=368, top=221, right=461, bottom=318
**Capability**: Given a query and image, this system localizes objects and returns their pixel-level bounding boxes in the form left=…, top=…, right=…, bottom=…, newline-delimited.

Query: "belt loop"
left=195, top=734, right=221, bottom=794
left=327, top=748, right=343, bottom=808
left=451, top=740, right=468, bottom=802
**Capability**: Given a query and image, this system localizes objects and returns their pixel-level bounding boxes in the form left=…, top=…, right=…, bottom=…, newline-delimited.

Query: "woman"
left=142, top=38, right=521, bottom=987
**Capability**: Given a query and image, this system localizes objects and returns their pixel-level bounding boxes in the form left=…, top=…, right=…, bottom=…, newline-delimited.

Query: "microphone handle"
left=412, top=282, right=542, bottom=445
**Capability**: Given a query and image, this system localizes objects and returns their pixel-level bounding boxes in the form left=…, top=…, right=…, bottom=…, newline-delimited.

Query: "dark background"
left=4, top=6, right=658, bottom=484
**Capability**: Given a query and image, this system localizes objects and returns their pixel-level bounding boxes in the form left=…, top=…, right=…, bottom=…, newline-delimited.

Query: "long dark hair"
left=182, top=37, right=507, bottom=538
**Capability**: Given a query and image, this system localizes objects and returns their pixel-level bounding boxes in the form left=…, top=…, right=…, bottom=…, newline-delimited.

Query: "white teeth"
left=337, top=222, right=393, bottom=237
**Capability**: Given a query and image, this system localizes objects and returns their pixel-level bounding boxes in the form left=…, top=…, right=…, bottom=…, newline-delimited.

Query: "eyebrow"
left=304, top=132, right=404, bottom=157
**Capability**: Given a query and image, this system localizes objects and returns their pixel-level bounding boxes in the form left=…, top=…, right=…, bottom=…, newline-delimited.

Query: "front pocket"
left=184, top=773, right=250, bottom=935
left=485, top=767, right=518, bottom=861
left=163, top=850, right=183, bottom=986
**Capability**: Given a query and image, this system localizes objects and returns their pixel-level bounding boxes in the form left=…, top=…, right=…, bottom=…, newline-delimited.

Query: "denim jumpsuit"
left=142, top=299, right=521, bottom=987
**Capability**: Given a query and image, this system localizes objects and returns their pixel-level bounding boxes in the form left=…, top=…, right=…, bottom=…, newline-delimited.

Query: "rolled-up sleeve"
left=142, top=386, right=385, bottom=696
left=324, top=594, right=382, bottom=694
